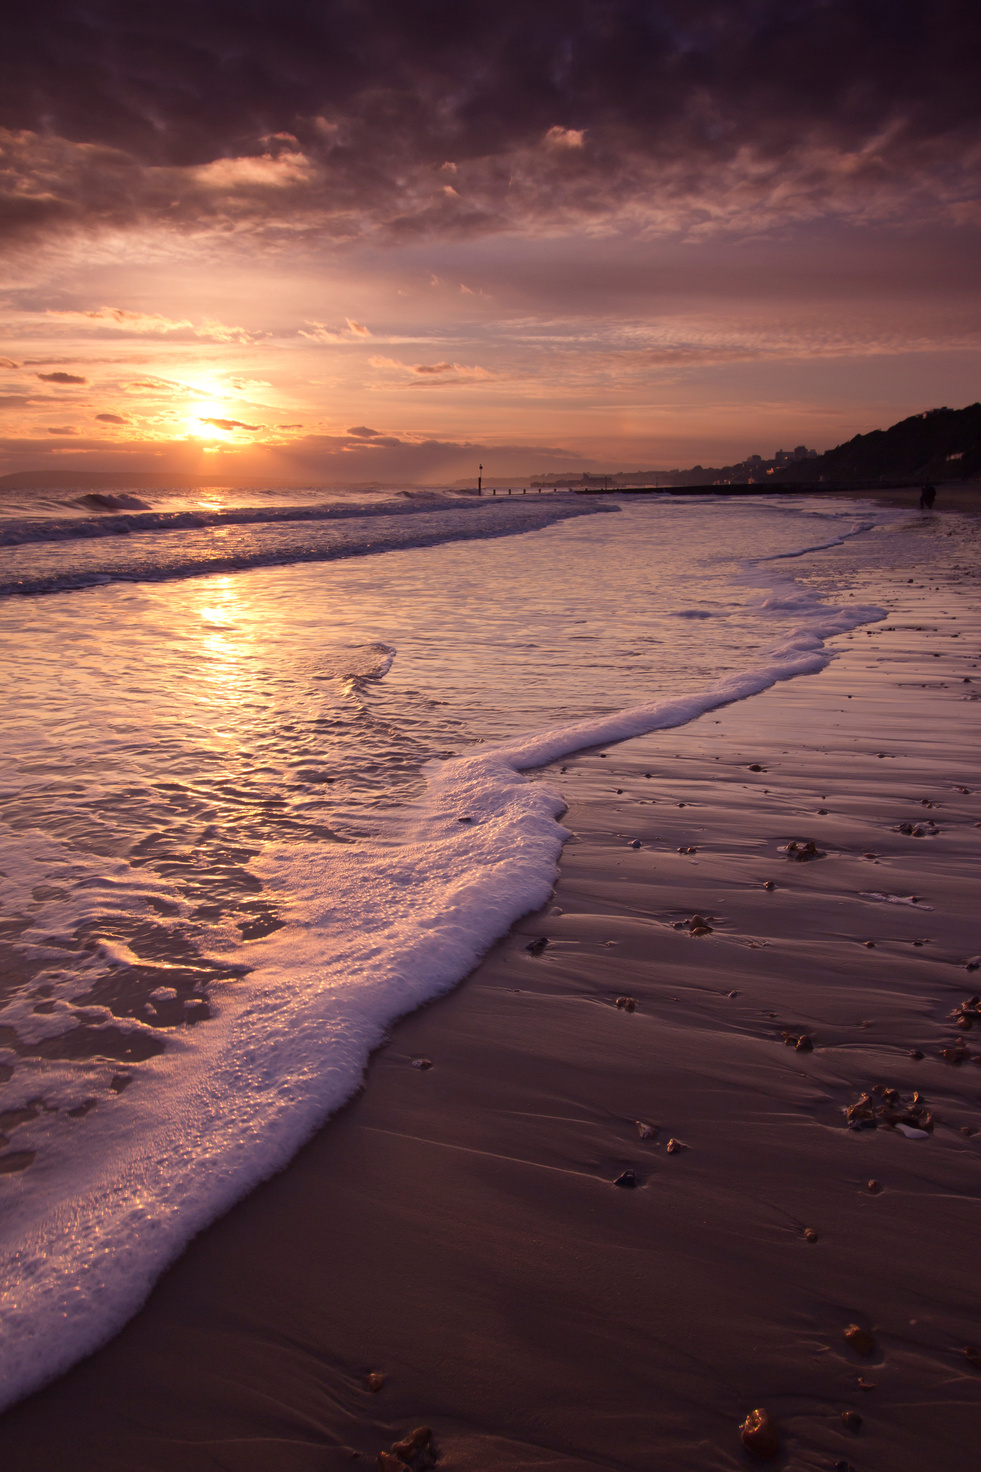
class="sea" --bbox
[0,481,936,1407]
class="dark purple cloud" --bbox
[198,417,261,431]
[95,412,127,423]
[37,370,87,383]
[1,2,978,243]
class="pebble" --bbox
[867,1180,882,1194]
[763,879,776,890]
[615,995,636,1011]
[864,940,876,948]
[388,1426,436,1471]
[666,1137,686,1154]
[366,1372,385,1392]
[804,1227,819,1243]
[857,1378,876,1391]
[841,1411,863,1433]
[739,1407,780,1460]
[614,1169,637,1188]
[909,1049,924,1059]
[844,1324,875,1356]
[636,1121,657,1139]
[628,839,641,849]
[795,1034,814,1053]
[526,936,549,955]
[748,763,766,772]
[727,990,739,998]
[964,1344,981,1370]
[410,1058,433,1070]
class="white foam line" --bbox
[752,519,874,560]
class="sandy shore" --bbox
[1,525,979,1471]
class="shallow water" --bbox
[0,490,926,1406]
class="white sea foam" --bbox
[0,563,884,1409]
[753,518,874,559]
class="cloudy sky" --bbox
[1,0,979,485]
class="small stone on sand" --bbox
[666,1137,686,1154]
[389,1426,436,1470]
[844,1324,875,1356]
[763,879,775,890]
[636,1121,657,1139]
[366,1372,385,1392]
[867,1179,882,1193]
[804,1227,818,1242]
[628,839,641,848]
[841,1411,863,1433]
[615,995,636,1011]
[614,1169,637,1188]
[411,1058,432,1070]
[739,1407,780,1460]
[526,936,549,955]
[727,990,739,998]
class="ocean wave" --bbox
[0,498,608,597]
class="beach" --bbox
[0,512,977,1470]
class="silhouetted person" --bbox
[919,484,936,509]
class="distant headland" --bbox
[533,403,981,492]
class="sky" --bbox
[1,0,979,486]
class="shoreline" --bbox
[0,533,979,1469]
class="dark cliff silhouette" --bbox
[774,403,981,485]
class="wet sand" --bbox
[814,484,981,515]
[0,545,979,1470]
